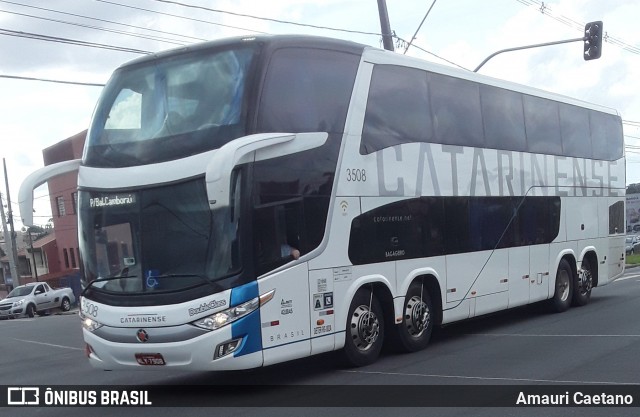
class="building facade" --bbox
[43,130,85,275]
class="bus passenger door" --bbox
[529,245,550,302]
[308,269,335,354]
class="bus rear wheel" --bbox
[572,258,593,307]
[393,281,433,352]
[550,259,573,313]
[342,288,384,367]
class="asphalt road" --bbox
[2,269,640,417]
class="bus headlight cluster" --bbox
[79,312,103,332]
[192,297,260,330]
[192,289,275,331]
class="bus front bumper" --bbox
[83,328,264,371]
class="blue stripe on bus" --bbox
[230,281,262,357]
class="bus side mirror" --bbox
[19,159,82,226]
[205,132,328,209]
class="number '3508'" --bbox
[346,168,366,182]
[82,299,99,317]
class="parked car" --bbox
[626,235,640,255]
[0,282,75,319]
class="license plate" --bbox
[135,353,166,366]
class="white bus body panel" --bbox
[258,263,311,367]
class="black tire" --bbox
[572,258,593,307]
[392,281,434,352]
[550,259,573,313]
[60,297,71,312]
[26,303,36,318]
[342,288,384,367]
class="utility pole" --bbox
[376,0,394,52]
[0,191,19,288]
[3,158,20,287]
[27,228,39,282]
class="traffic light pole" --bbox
[474,21,603,72]
[473,36,585,72]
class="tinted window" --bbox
[591,112,624,161]
[361,65,432,154]
[359,66,621,161]
[348,196,561,264]
[252,133,342,275]
[429,73,484,148]
[560,103,592,159]
[523,95,562,155]
[609,200,624,235]
[481,85,527,152]
[258,47,359,134]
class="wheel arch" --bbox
[551,249,578,289]
[401,274,443,327]
[397,268,444,326]
[336,275,394,340]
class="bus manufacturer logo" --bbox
[136,329,149,343]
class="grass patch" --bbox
[627,254,640,265]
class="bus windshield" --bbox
[78,177,242,295]
[84,45,257,167]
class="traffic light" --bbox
[584,21,603,61]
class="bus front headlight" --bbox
[191,289,275,331]
[79,312,103,332]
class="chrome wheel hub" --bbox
[350,305,380,351]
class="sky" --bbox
[0,0,639,229]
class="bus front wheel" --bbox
[550,259,573,313]
[342,288,384,367]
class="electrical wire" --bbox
[0,0,208,43]
[0,74,104,86]
[94,0,270,35]
[0,8,188,46]
[144,0,381,36]
[403,0,438,54]
[0,27,151,54]
[515,0,640,55]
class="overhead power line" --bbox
[403,0,438,54]
[0,74,105,86]
[0,27,151,54]
[0,0,207,43]
[0,8,188,46]
[97,0,466,70]
[95,0,269,35]
[145,0,381,36]
[515,0,640,56]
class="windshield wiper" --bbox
[81,275,138,297]
[81,273,218,297]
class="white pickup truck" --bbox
[0,282,75,318]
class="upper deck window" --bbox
[85,45,257,167]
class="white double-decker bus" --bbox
[20,35,625,370]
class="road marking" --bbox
[342,369,633,385]
[11,338,83,351]
[615,274,640,282]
